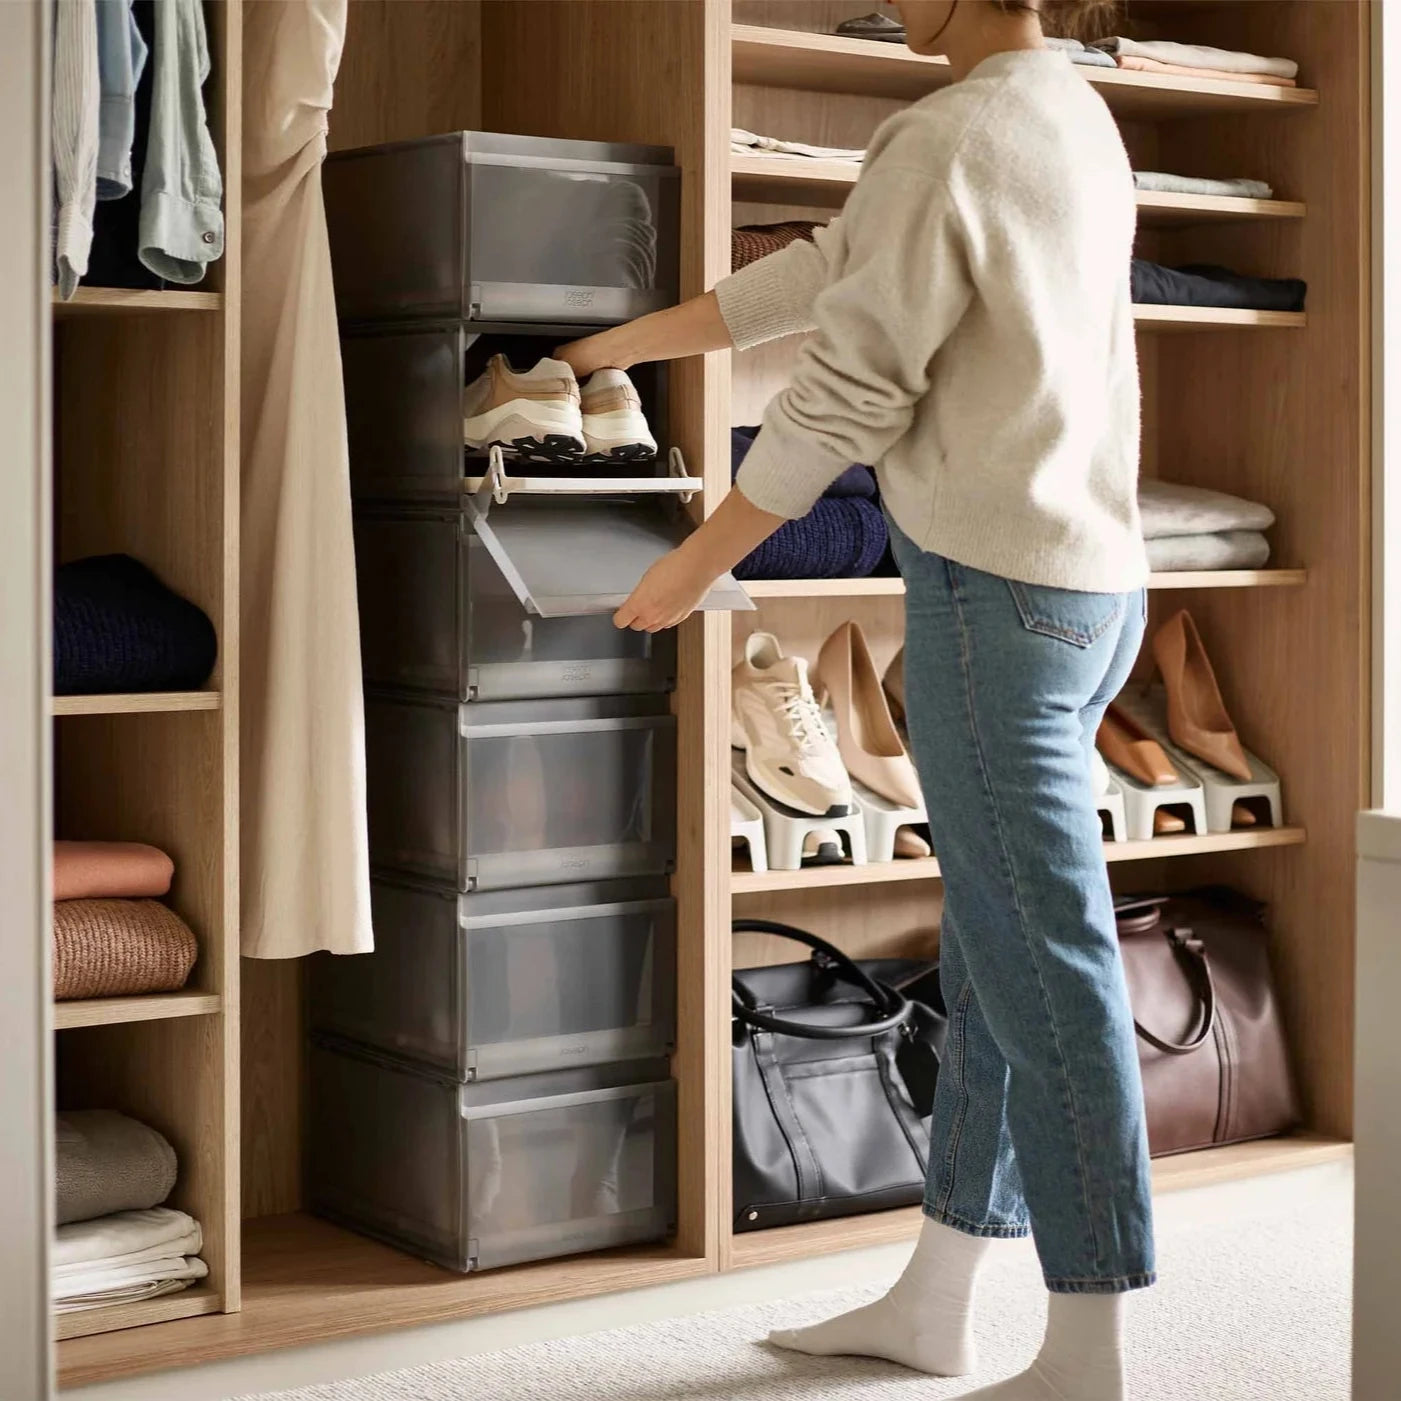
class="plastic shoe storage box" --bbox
[365,692,677,890]
[325,131,680,326]
[307,1039,677,1273]
[354,507,676,701]
[308,876,677,1080]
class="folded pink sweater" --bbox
[54,841,174,901]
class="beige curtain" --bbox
[241,0,371,957]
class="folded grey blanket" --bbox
[1147,531,1271,573]
[55,1111,177,1226]
[1139,479,1275,539]
[1134,171,1274,201]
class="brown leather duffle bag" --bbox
[1116,888,1300,1157]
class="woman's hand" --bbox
[613,545,718,633]
[556,329,629,379]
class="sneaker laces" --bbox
[776,681,828,755]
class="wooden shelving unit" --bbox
[51,691,221,717]
[51,288,223,317]
[54,992,223,1032]
[740,570,1307,599]
[57,0,1368,1387]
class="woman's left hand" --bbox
[614,546,717,632]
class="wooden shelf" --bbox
[741,571,1306,600]
[731,826,1307,895]
[1133,305,1307,331]
[55,1285,221,1343]
[726,1135,1351,1269]
[51,288,223,318]
[51,691,221,716]
[54,991,222,1031]
[733,154,1306,228]
[731,25,1319,118]
[56,1215,710,1386]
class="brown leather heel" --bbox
[1097,702,1180,787]
[1153,610,1252,782]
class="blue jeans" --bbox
[889,522,1156,1295]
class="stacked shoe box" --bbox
[308,132,684,1273]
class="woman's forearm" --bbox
[557,291,733,376]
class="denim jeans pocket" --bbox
[1006,580,1124,649]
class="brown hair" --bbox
[996,0,1120,42]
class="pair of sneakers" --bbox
[463,354,658,465]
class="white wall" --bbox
[0,4,54,1399]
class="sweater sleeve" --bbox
[735,167,974,520]
[712,221,841,350]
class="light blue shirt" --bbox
[95,0,147,201]
[140,0,223,283]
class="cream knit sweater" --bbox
[715,49,1147,593]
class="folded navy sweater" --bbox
[54,555,218,695]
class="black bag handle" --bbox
[1134,927,1217,1056]
[732,919,913,1041]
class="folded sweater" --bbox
[1134,171,1273,201]
[55,1111,178,1225]
[1138,480,1275,539]
[1113,54,1296,88]
[1094,36,1298,80]
[53,898,198,1000]
[1146,531,1271,573]
[54,840,174,901]
[1131,260,1306,313]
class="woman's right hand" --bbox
[555,330,629,378]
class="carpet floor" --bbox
[236,1172,1351,1401]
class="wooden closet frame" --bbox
[55,0,1368,1386]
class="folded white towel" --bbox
[731,127,865,163]
[1094,36,1297,80]
[53,1253,207,1303]
[1139,479,1275,540]
[53,1206,200,1272]
[55,1273,203,1314]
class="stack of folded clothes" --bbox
[52,840,197,1000]
[731,127,864,164]
[1134,171,1274,200]
[732,221,821,273]
[731,426,888,580]
[54,1111,207,1313]
[1139,480,1275,573]
[1132,259,1306,313]
[54,554,218,695]
[1092,36,1299,87]
[1044,36,1116,68]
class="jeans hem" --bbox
[1044,1271,1157,1295]
[923,1204,1031,1240]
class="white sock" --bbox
[768,1218,990,1376]
[957,1291,1128,1400]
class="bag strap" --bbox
[1133,927,1217,1055]
[732,918,912,1041]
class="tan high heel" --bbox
[815,622,923,810]
[884,648,906,724]
[1097,703,1180,787]
[1153,609,1252,782]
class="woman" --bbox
[560,2,1149,1397]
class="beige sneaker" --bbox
[463,354,586,463]
[732,632,852,816]
[579,368,658,463]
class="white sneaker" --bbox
[732,632,853,816]
[462,354,587,463]
[578,368,658,463]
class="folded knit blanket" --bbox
[54,554,218,695]
[54,840,174,901]
[732,222,820,273]
[1139,480,1275,539]
[53,898,198,1000]
[735,497,889,580]
[1147,532,1271,573]
[1131,260,1306,313]
[731,427,876,499]
[56,1111,178,1225]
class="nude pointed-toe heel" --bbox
[1153,609,1252,782]
[1153,809,1187,835]
[816,622,923,810]
[883,648,906,724]
[1097,703,1180,788]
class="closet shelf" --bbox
[731,826,1307,895]
[731,25,1319,117]
[51,288,223,317]
[732,155,1306,228]
[51,691,222,716]
[54,991,222,1031]
[740,571,1307,600]
[1133,306,1307,331]
[55,1285,221,1343]
[726,1134,1351,1269]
